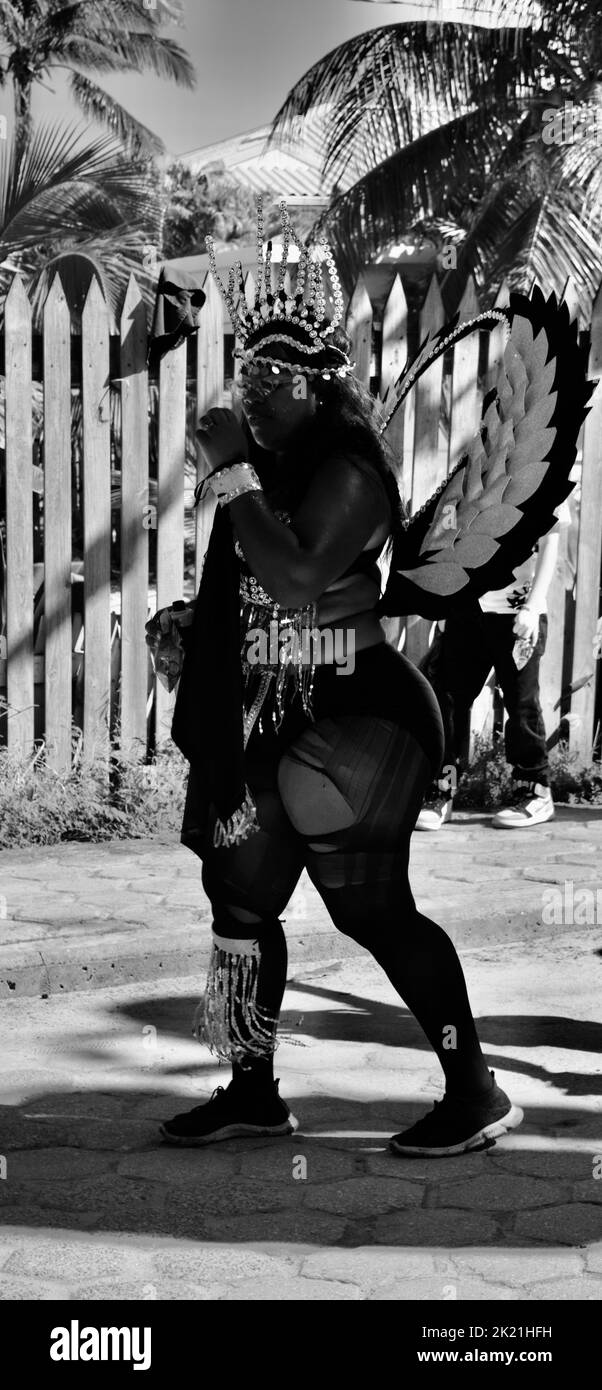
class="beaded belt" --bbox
[239,579,317,741]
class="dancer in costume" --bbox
[154,199,590,1157]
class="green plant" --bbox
[454,733,602,808]
[0,730,188,848]
[453,734,513,809]
[161,163,276,260]
[547,738,602,805]
[2,727,601,851]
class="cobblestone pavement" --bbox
[1,894,601,1297]
[2,807,602,996]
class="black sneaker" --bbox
[159,1079,298,1147]
[390,1071,523,1157]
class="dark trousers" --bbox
[420,605,549,788]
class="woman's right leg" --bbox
[160,747,306,1144]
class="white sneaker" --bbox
[492,781,554,829]
[416,796,453,831]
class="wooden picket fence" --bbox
[0,264,601,771]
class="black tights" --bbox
[201,714,491,1098]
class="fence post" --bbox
[195,274,223,590]
[448,274,480,473]
[345,274,372,389]
[462,278,513,747]
[450,276,491,752]
[120,274,149,760]
[381,273,408,397]
[43,273,72,771]
[381,274,409,494]
[5,275,34,755]
[538,277,580,737]
[405,274,445,666]
[155,338,186,747]
[484,277,511,395]
[570,284,602,757]
[411,274,446,512]
[81,276,112,763]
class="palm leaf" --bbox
[27,229,159,327]
[311,105,524,284]
[0,120,161,323]
[270,21,549,184]
[67,72,165,155]
[440,96,602,318]
[0,120,160,253]
[62,27,195,87]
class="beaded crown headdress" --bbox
[205,197,353,380]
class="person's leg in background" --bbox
[417,604,495,830]
[484,613,554,828]
[160,743,306,1144]
[277,714,523,1155]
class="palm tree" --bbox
[0,119,162,324]
[269,0,602,317]
[0,0,195,155]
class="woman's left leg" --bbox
[277,715,523,1155]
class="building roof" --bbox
[176,106,355,204]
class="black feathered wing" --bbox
[379,286,594,621]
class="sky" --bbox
[0,0,510,159]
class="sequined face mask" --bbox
[237,368,297,403]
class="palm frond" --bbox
[513,147,602,314]
[26,228,159,327]
[46,1,186,36]
[312,105,524,284]
[440,95,602,318]
[0,121,160,256]
[67,71,165,154]
[509,0,602,34]
[270,21,557,181]
[60,29,195,87]
[42,0,158,52]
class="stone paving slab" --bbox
[0,919,601,1300]
[2,808,602,998]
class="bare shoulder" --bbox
[303,451,391,520]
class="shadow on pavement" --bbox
[0,1087,601,1246]
[104,987,602,1096]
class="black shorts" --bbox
[248,640,444,779]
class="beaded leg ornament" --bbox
[193,932,278,1062]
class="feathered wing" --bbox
[379,287,594,620]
